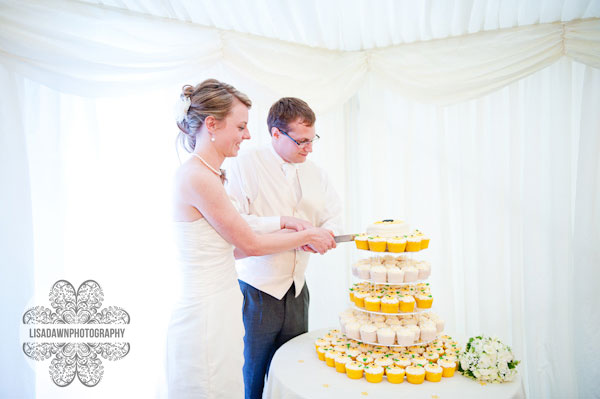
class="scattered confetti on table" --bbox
[361,392,368,396]
[297,360,304,363]
[322,384,329,388]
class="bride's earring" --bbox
[209,132,216,142]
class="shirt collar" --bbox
[269,144,299,171]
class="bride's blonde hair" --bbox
[177,79,252,152]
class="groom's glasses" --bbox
[277,128,320,148]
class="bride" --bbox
[166,79,336,398]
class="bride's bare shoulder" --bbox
[175,160,218,190]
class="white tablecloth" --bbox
[264,328,525,399]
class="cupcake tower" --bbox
[342,220,439,347]
[312,219,458,384]
[314,329,461,384]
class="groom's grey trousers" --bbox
[238,279,309,399]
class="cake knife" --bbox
[334,234,357,243]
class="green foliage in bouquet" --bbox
[458,335,520,383]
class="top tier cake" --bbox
[366,219,411,238]
[356,219,429,253]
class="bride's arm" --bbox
[233,229,298,259]
[182,168,335,256]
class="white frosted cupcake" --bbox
[339,316,354,334]
[376,327,396,346]
[356,354,374,365]
[334,344,348,353]
[425,363,443,382]
[386,365,406,383]
[405,235,422,252]
[359,324,378,343]
[369,313,386,323]
[374,356,393,369]
[364,294,381,312]
[356,311,370,321]
[424,350,439,363]
[432,315,445,333]
[353,290,368,308]
[357,264,372,280]
[345,321,361,340]
[416,261,431,279]
[396,327,414,346]
[351,261,361,277]
[334,353,352,373]
[387,236,407,253]
[358,343,374,353]
[368,236,387,252]
[364,363,385,383]
[403,266,419,282]
[387,267,405,283]
[419,323,437,342]
[346,348,361,359]
[381,294,400,313]
[370,265,388,282]
[438,358,456,377]
[345,361,365,379]
[373,321,388,329]
[316,345,331,361]
[393,356,412,368]
[407,325,421,342]
[399,295,416,313]
[409,345,426,355]
[325,350,340,367]
[441,354,458,370]
[405,365,426,384]
[412,356,428,368]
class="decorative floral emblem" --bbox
[22,280,130,387]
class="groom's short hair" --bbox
[267,97,316,135]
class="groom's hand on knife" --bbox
[280,216,316,252]
[280,216,314,232]
[280,216,335,254]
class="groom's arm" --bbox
[227,157,313,234]
[226,158,281,234]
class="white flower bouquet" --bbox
[458,335,519,383]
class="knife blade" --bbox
[334,234,357,243]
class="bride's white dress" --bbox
[167,218,244,399]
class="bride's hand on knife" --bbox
[303,228,336,254]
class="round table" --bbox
[264,328,525,399]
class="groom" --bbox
[226,97,343,399]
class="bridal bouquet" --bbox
[458,335,519,383]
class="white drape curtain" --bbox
[1,0,600,108]
[346,60,600,398]
[1,0,599,398]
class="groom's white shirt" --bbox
[226,145,343,299]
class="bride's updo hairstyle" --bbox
[177,79,252,152]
